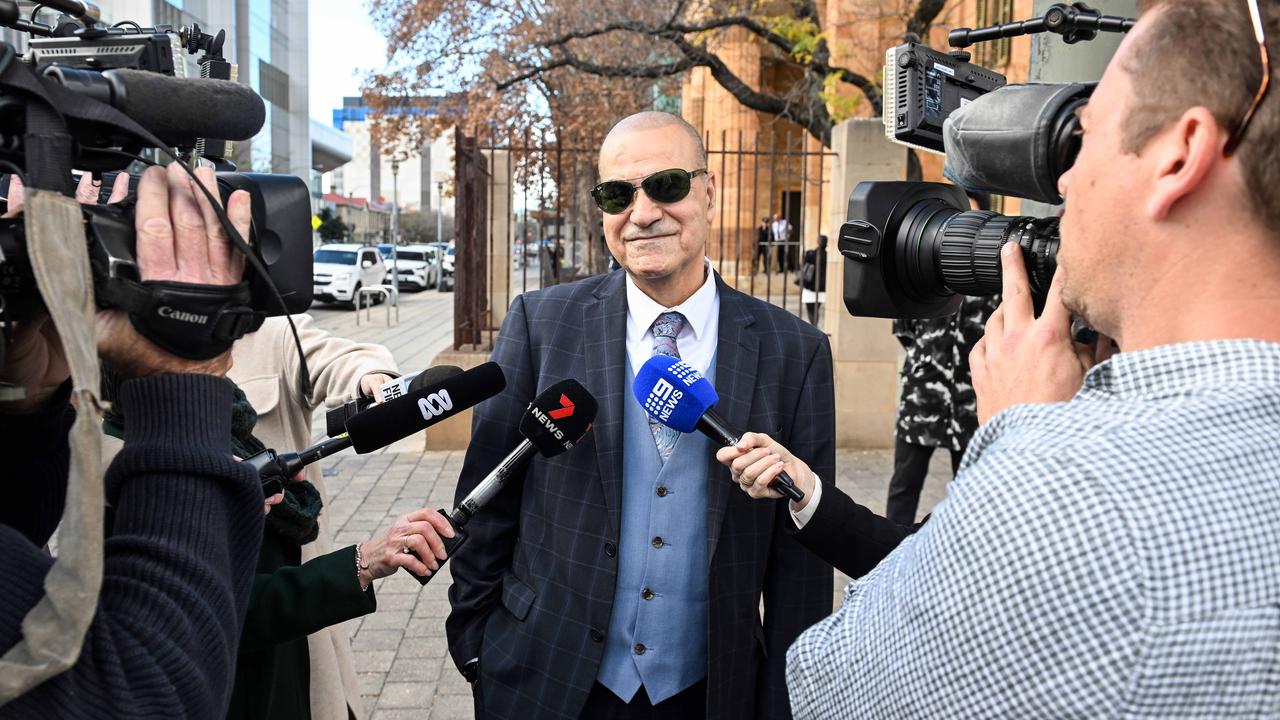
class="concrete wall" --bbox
[825,119,908,449]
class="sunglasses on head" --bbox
[591,168,707,215]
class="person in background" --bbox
[754,215,771,274]
[800,234,828,326]
[227,314,411,720]
[770,212,792,273]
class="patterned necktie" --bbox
[649,311,686,463]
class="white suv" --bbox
[382,244,440,291]
[313,244,386,306]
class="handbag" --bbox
[797,260,816,289]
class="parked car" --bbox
[427,241,455,291]
[313,243,386,307]
[382,244,440,291]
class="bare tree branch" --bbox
[907,0,948,42]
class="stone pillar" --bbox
[486,149,513,329]
[824,119,907,448]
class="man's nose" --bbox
[628,188,663,227]
[1057,168,1071,199]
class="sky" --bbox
[308,0,389,126]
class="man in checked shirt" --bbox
[720,0,1280,716]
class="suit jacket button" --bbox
[651,536,664,549]
[589,629,604,643]
[605,542,617,558]
[656,486,669,497]
[633,643,646,655]
[642,588,655,600]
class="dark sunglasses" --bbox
[591,168,707,214]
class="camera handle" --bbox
[949,2,1136,49]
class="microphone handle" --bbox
[407,438,537,586]
[696,412,805,503]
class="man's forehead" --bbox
[598,126,698,178]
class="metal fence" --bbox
[451,126,837,351]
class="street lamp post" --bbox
[436,179,445,293]
[390,156,400,300]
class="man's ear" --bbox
[1146,106,1224,221]
[704,170,717,218]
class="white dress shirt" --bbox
[625,260,720,377]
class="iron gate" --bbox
[452,126,836,350]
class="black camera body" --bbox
[0,8,312,360]
[841,2,1133,320]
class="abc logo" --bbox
[417,390,454,421]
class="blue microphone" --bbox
[633,355,804,502]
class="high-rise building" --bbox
[329,96,453,216]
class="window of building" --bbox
[974,0,1014,68]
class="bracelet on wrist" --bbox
[355,543,371,591]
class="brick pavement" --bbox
[306,288,953,719]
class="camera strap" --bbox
[97,277,262,360]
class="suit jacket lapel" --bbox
[708,275,759,565]
[584,271,629,538]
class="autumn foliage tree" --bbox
[362,0,948,149]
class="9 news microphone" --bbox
[407,378,598,585]
[633,354,805,502]
[249,362,506,496]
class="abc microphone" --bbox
[249,362,506,496]
[632,354,805,502]
[324,365,463,438]
[407,378,598,585]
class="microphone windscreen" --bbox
[518,379,598,457]
[409,364,463,393]
[108,69,266,145]
[632,355,718,433]
[346,362,506,453]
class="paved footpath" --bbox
[307,289,953,719]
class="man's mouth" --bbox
[627,233,675,242]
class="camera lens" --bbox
[898,205,1060,300]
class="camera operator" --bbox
[739,1,1280,715]
[0,163,263,717]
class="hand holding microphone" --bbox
[405,378,599,585]
[715,433,817,511]
[633,354,805,502]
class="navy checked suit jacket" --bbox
[446,270,835,719]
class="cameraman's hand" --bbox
[96,163,251,379]
[0,316,69,414]
[74,172,130,205]
[970,243,1094,424]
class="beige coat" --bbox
[230,314,398,720]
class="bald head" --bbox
[599,112,707,173]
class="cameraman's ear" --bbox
[1145,106,1220,221]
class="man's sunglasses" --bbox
[591,168,707,215]
[1225,0,1270,155]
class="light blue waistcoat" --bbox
[596,360,713,704]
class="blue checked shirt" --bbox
[788,340,1280,718]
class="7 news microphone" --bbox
[406,378,599,585]
[247,362,505,496]
[633,354,805,502]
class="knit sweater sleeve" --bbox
[0,374,265,720]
